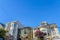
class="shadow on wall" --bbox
[18,38,21,40]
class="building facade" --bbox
[4,21,60,40]
[5,21,24,40]
[20,27,33,40]
[33,22,59,40]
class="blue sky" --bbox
[0,0,60,32]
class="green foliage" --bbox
[0,29,6,38]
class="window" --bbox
[48,33,50,36]
[24,29,29,34]
[40,28,47,33]
[13,23,17,34]
[14,23,16,27]
[17,29,21,38]
[52,28,54,31]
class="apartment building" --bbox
[20,27,33,40]
[5,21,24,40]
[33,21,59,40]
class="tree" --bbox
[0,29,6,38]
[34,30,46,40]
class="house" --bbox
[20,27,33,40]
[33,21,59,40]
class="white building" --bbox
[5,21,24,40]
[33,22,59,40]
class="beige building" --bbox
[20,27,33,40]
[33,22,59,40]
